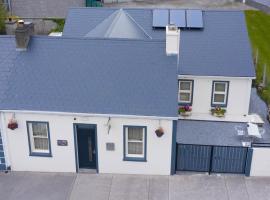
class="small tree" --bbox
[0,3,7,34]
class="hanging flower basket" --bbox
[155,127,164,137]
[211,106,226,117]
[8,118,18,130]
[178,105,192,117]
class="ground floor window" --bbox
[27,121,52,157]
[123,126,147,162]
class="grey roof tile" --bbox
[0,36,178,117]
[63,8,255,77]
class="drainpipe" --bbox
[0,112,11,170]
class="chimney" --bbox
[15,20,34,51]
[166,25,180,56]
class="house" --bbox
[0,8,268,176]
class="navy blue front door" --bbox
[76,125,96,169]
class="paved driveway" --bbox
[1,172,270,200]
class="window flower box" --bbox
[211,106,226,117]
[178,105,192,117]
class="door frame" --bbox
[73,123,98,173]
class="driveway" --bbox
[1,172,270,200]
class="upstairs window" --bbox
[27,122,52,157]
[211,81,229,107]
[123,126,147,162]
[178,80,193,105]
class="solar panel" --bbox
[186,10,203,28]
[169,9,186,28]
[152,9,169,28]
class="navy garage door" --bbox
[176,144,248,174]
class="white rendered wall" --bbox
[2,112,173,175]
[250,147,270,176]
[179,76,253,120]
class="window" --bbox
[123,126,147,162]
[178,80,193,105]
[211,81,229,107]
[27,122,52,157]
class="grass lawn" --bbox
[245,10,270,105]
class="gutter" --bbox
[0,110,178,121]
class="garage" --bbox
[176,120,252,174]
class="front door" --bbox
[76,124,97,169]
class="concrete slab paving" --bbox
[109,174,148,200]
[149,176,169,200]
[70,174,112,200]
[223,174,249,200]
[2,172,270,200]
[0,172,75,200]
[245,177,270,200]
[170,173,228,200]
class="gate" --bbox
[176,144,211,172]
[176,144,248,174]
[211,146,247,173]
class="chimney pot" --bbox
[15,21,34,51]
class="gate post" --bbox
[170,120,177,175]
[245,148,253,176]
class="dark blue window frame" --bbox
[178,79,194,106]
[211,81,230,108]
[26,121,52,157]
[123,125,147,162]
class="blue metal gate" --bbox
[211,146,247,173]
[176,144,211,172]
[176,144,248,174]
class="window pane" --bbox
[180,92,191,102]
[34,138,49,150]
[214,94,225,103]
[32,123,48,137]
[180,82,191,90]
[128,142,143,154]
[215,83,226,92]
[128,127,143,141]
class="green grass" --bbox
[0,3,7,34]
[50,19,65,32]
[245,10,270,105]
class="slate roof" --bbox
[63,8,255,77]
[85,9,151,39]
[0,36,178,117]
[177,120,246,146]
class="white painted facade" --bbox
[250,147,270,176]
[179,75,253,122]
[0,111,174,175]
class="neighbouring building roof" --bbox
[64,8,255,78]
[85,9,151,39]
[0,36,178,117]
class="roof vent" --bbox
[15,20,34,51]
[166,25,180,56]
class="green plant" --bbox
[211,106,226,116]
[178,105,192,114]
[245,10,270,105]
[0,3,7,34]
[44,18,65,33]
